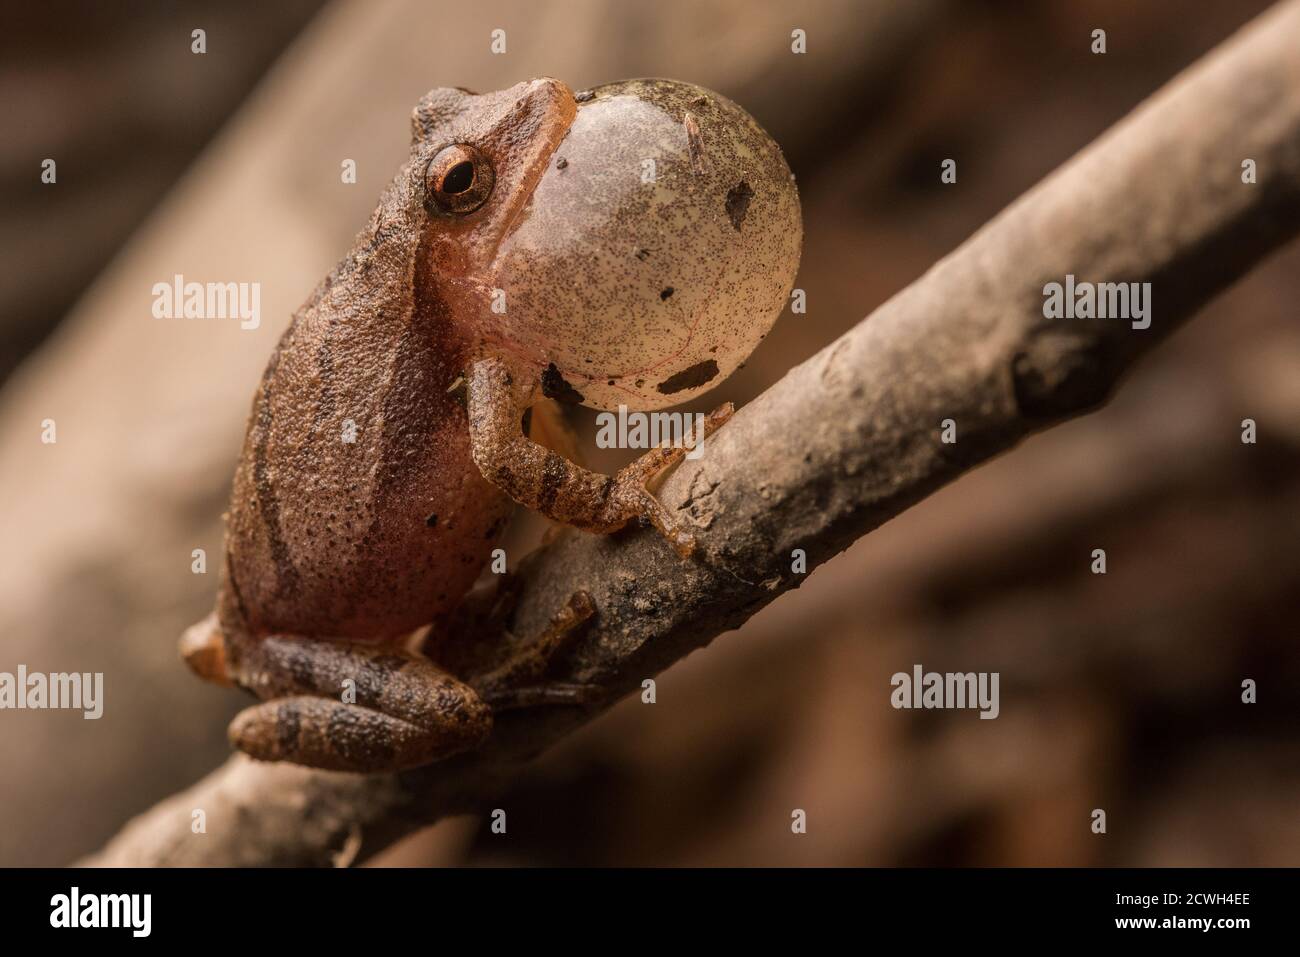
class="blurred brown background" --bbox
[0,0,1295,867]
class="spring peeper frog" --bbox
[181,77,802,772]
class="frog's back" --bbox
[222,253,511,642]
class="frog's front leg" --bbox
[467,355,733,558]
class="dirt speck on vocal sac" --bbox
[725,181,754,230]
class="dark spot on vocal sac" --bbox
[425,512,438,527]
[541,362,585,404]
[660,287,674,300]
[657,359,719,395]
[725,181,754,230]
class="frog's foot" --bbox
[225,634,492,773]
[469,590,603,711]
[606,401,733,557]
[468,354,733,558]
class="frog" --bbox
[179,77,802,773]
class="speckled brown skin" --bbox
[181,77,802,773]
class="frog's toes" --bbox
[611,401,734,558]
[229,694,491,773]
[179,613,232,686]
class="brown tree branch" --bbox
[85,0,1300,867]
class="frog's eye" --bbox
[424,144,494,214]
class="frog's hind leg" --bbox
[224,634,492,773]
[467,590,601,710]
[431,582,602,711]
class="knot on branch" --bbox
[1011,327,1124,420]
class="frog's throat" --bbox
[487,98,576,266]
[480,131,569,294]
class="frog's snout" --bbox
[471,77,577,266]
[521,76,574,109]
